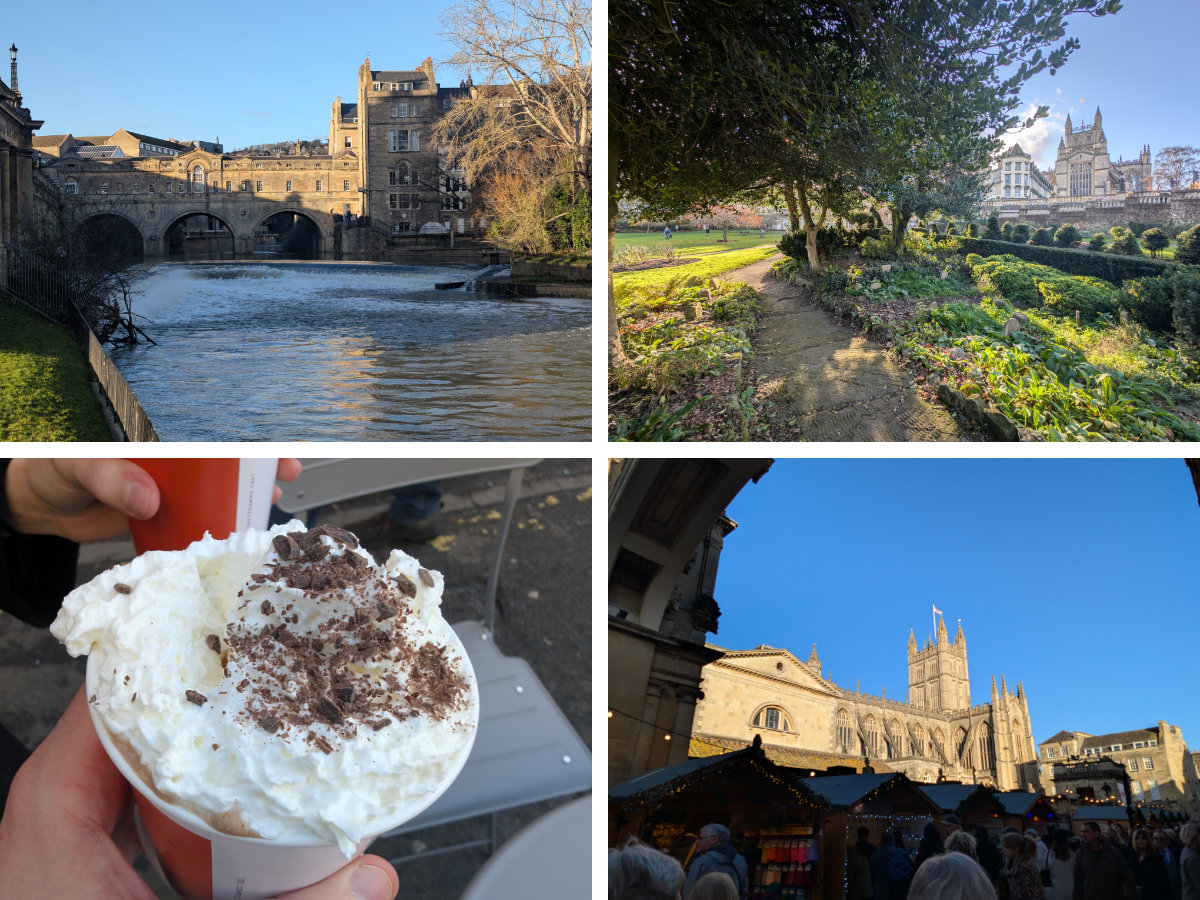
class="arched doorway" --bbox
[74,214,144,268]
[164,212,234,259]
[256,211,321,259]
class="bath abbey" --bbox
[690,614,1039,791]
[1052,107,1152,197]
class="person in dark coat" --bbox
[915,822,945,872]
[855,826,878,860]
[683,824,749,900]
[1156,829,1184,900]
[871,830,913,900]
[975,825,1005,884]
[1133,828,1171,900]
[1074,821,1137,900]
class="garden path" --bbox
[736,255,968,441]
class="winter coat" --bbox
[684,843,749,900]
[1073,841,1137,900]
[1134,850,1172,900]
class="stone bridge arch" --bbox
[75,211,146,266]
[158,208,238,259]
[253,207,330,259]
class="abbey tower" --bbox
[908,615,970,711]
[1053,107,1152,197]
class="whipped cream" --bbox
[51,522,478,856]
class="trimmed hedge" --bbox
[955,237,1177,284]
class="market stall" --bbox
[610,741,826,899]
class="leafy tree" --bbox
[1176,224,1200,265]
[1032,228,1053,246]
[1087,232,1107,251]
[1109,226,1144,256]
[1141,227,1169,258]
[984,212,1003,239]
[1152,146,1200,191]
[1128,221,1150,237]
[1054,223,1080,247]
[967,222,979,237]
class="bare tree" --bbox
[1153,146,1200,192]
[435,0,591,250]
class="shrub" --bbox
[1054,224,1080,248]
[1088,232,1107,252]
[956,237,1174,283]
[967,222,979,238]
[1122,275,1176,333]
[1141,228,1169,258]
[966,255,1042,306]
[1128,221,1151,237]
[1036,274,1119,321]
[1002,222,1014,241]
[984,213,1002,240]
[1032,228,1053,246]
[817,264,850,295]
[1109,227,1144,256]
[946,223,957,236]
[778,227,850,265]
[860,236,894,259]
[1013,223,1032,243]
[1176,224,1200,266]
[1172,268,1200,347]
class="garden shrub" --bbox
[1128,221,1151,237]
[1088,233,1107,251]
[966,255,1042,306]
[860,236,894,259]
[778,227,850,265]
[1032,228,1053,246]
[1036,275,1119,321]
[1002,222,1014,241]
[956,237,1173,284]
[1122,275,1176,333]
[1172,268,1200,347]
[1054,224,1080,248]
[984,213,1002,240]
[1176,225,1200,266]
[1141,228,1169,258]
[1109,227,1144,256]
[967,222,979,238]
[1013,223,1032,243]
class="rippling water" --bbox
[109,263,591,441]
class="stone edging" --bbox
[771,267,1030,442]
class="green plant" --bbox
[818,265,851,295]
[1031,228,1053,246]
[614,244,654,266]
[612,396,709,441]
[860,236,894,259]
[984,213,1002,240]
[1088,233,1107,252]
[1177,224,1200,266]
[1013,223,1031,243]
[1054,224,1080,248]
[1128,221,1151,237]
[1002,222,1014,242]
[956,237,1173,283]
[1122,275,1175,333]
[1172,268,1200,347]
[1109,227,1144,257]
[1036,275,1119,321]
[967,222,979,238]
[1141,228,1169,258]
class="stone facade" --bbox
[1037,723,1200,818]
[979,189,1200,231]
[988,143,1053,201]
[1053,108,1151,198]
[0,46,43,260]
[691,614,1039,791]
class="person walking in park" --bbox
[683,824,748,900]
[664,225,672,239]
[1074,821,1136,900]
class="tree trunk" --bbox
[783,184,801,233]
[722,224,728,242]
[889,204,913,253]
[795,182,827,270]
[608,150,628,367]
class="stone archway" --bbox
[255,209,325,259]
[75,213,145,268]
[161,210,236,260]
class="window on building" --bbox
[1060,745,1069,756]
[753,707,789,731]
[64,180,78,194]
[1133,781,1143,799]
[316,180,323,192]
[148,182,154,193]
[240,181,248,192]
[1004,187,1011,197]
[889,719,903,758]
[979,723,995,770]
[286,180,293,191]
[1111,744,1122,752]
[934,728,946,757]
[1047,748,1055,759]
[1144,758,1154,770]
[1005,162,1011,170]
[255,181,263,192]
[132,183,139,194]
[1129,758,1138,772]
[388,130,419,152]
[389,193,398,210]
[837,709,853,752]
[101,183,109,194]
[392,222,411,233]
[345,137,353,148]
[912,724,925,757]
[192,166,206,193]
[343,180,350,191]
[1133,742,1144,749]
[1005,174,1011,185]
[864,716,879,757]
[1149,780,1160,800]
[1149,740,1158,747]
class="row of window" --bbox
[1131,780,1161,801]
[387,130,421,152]
[389,104,424,118]
[63,179,354,194]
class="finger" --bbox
[31,687,133,836]
[268,856,398,900]
[273,459,302,504]
[72,459,161,521]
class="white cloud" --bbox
[1001,102,1064,169]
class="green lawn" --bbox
[613,246,779,292]
[615,230,782,255]
[0,293,112,441]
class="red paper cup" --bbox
[125,459,277,552]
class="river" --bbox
[108,262,591,441]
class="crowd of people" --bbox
[609,816,1200,900]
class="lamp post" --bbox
[9,44,18,99]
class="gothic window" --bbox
[912,724,925,757]
[1012,719,1026,758]
[192,166,206,193]
[953,727,966,762]
[979,722,995,770]
[1070,162,1092,196]
[934,728,946,757]
[863,716,879,758]
[837,709,852,752]
[889,719,903,758]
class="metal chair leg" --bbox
[484,468,523,636]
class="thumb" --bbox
[268,856,398,900]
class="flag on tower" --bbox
[932,604,943,615]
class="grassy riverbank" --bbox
[0,293,111,441]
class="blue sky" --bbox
[4,0,471,149]
[1001,0,1199,169]
[712,459,1200,748]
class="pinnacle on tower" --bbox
[991,674,998,698]
[908,628,917,655]
[807,642,821,673]
[955,618,965,647]
[936,614,948,645]
[1001,674,1008,694]
[1065,112,1073,136]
